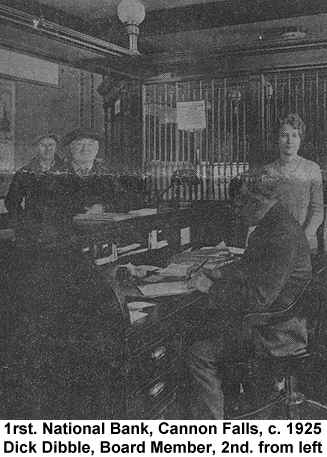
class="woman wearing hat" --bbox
[5,134,63,222]
[58,128,119,217]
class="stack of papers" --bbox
[119,248,149,258]
[127,301,157,322]
[127,301,158,310]
[128,208,158,217]
[228,246,245,255]
[74,212,133,223]
[117,264,159,278]
[158,263,193,278]
[117,243,141,254]
[129,310,148,324]
[142,262,194,283]
[137,281,194,297]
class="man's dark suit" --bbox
[188,202,312,419]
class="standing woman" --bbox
[265,113,324,251]
[5,134,62,222]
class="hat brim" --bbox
[33,134,59,145]
[63,129,102,146]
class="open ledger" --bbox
[137,281,194,297]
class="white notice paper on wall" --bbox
[180,226,191,245]
[177,100,206,131]
[114,99,121,115]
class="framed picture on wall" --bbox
[0,78,15,200]
[0,78,15,174]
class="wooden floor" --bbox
[228,397,327,420]
[224,355,327,420]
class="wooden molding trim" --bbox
[142,0,327,35]
[0,4,135,59]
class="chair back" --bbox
[306,265,327,348]
[242,265,327,349]
[242,279,311,333]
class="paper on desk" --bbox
[142,274,167,283]
[119,247,149,258]
[217,240,227,249]
[228,246,245,255]
[153,240,169,249]
[112,214,134,221]
[74,212,133,222]
[146,261,209,281]
[136,265,160,271]
[200,241,227,251]
[198,250,230,258]
[130,310,148,324]
[199,242,230,257]
[117,243,141,254]
[128,301,158,310]
[158,263,193,278]
[128,208,158,217]
[116,263,159,278]
[137,281,195,297]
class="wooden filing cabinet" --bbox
[121,293,204,419]
[125,324,180,419]
[79,205,228,418]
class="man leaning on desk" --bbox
[187,170,312,419]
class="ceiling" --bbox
[142,13,327,55]
[37,0,225,19]
[2,0,327,76]
[29,0,327,53]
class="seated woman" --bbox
[57,128,119,218]
[265,113,324,251]
[5,134,62,222]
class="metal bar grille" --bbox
[263,67,327,165]
[143,67,327,201]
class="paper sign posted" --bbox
[1,420,326,456]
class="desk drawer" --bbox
[153,394,180,419]
[126,368,178,419]
[126,325,175,357]
[126,338,178,393]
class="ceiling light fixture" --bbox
[117,0,145,54]
[31,0,44,29]
[257,27,307,42]
[280,27,306,40]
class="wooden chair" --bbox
[225,266,327,419]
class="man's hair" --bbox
[229,170,283,200]
[279,113,306,141]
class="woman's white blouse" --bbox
[265,157,324,249]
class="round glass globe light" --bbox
[117,0,145,26]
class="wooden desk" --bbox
[101,268,205,419]
[2,203,229,419]
[73,202,230,253]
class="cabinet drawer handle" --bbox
[151,346,167,361]
[149,381,165,398]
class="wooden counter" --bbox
[72,202,231,265]
[1,201,230,419]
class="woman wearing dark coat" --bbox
[5,134,63,222]
[57,128,128,218]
